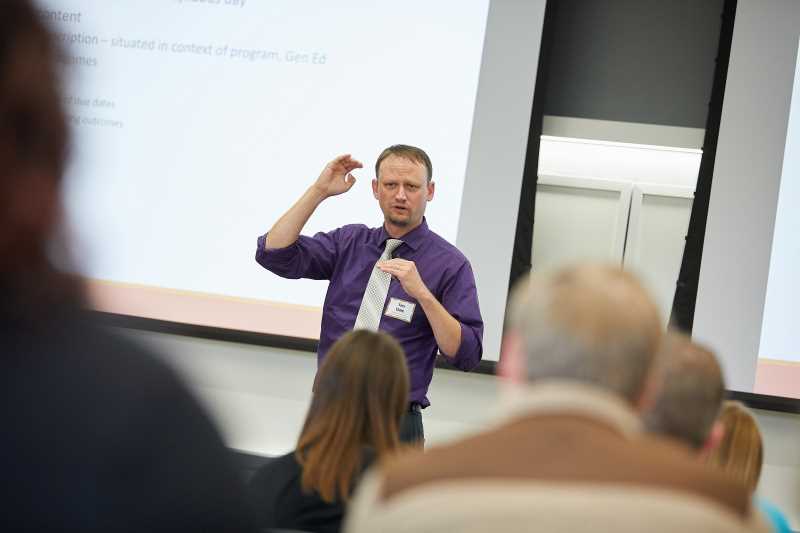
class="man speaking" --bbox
[255,145,483,443]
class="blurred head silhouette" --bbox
[643,331,726,454]
[0,0,68,278]
[500,264,663,411]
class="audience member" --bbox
[710,401,764,490]
[345,265,767,533]
[248,330,409,533]
[709,402,792,533]
[1,2,254,531]
[642,335,790,533]
[643,331,725,454]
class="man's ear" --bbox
[634,364,662,415]
[498,331,526,383]
[699,421,725,459]
[372,178,379,199]
[426,180,435,201]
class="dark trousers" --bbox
[398,405,424,446]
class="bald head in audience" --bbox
[500,264,663,408]
[644,332,726,453]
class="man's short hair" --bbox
[644,332,725,449]
[506,264,663,404]
[375,144,433,182]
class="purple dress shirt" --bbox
[255,218,483,407]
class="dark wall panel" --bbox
[543,0,724,128]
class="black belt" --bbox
[409,403,422,413]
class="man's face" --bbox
[372,154,434,233]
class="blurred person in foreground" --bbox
[643,332,726,456]
[345,265,768,533]
[1,2,253,531]
[644,335,791,533]
[248,330,409,533]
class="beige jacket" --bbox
[345,382,770,533]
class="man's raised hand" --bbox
[313,154,363,198]
[263,154,363,250]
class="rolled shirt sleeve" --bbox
[440,260,483,370]
[255,229,339,281]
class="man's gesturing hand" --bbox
[379,258,464,357]
[377,259,430,300]
[313,154,363,198]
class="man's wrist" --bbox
[307,185,328,204]
[416,287,436,306]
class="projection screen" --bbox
[39,0,546,363]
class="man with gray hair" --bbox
[345,265,766,533]
[643,332,726,453]
[500,264,662,403]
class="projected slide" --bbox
[39,0,489,337]
[756,38,800,397]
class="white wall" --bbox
[457,0,546,363]
[754,408,800,530]
[693,0,800,393]
[542,116,704,149]
[124,328,800,530]
[538,135,702,187]
[125,329,499,456]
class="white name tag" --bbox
[384,297,416,323]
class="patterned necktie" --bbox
[353,238,404,331]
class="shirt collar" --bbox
[496,380,644,438]
[376,217,430,252]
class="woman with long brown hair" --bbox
[248,329,410,533]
